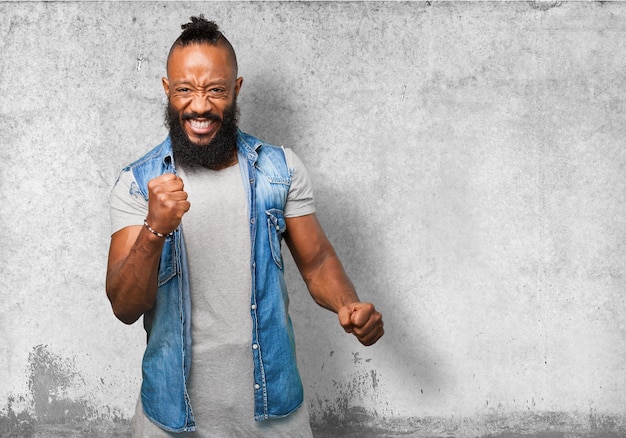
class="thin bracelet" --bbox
[143,219,172,238]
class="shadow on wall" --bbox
[238,66,447,429]
[237,66,308,151]
[311,183,445,424]
[0,345,129,437]
[238,69,444,432]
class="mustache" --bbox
[181,111,222,122]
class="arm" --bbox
[284,213,384,346]
[105,173,190,324]
[106,225,165,324]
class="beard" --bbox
[166,99,240,170]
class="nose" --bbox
[188,91,213,116]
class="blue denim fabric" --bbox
[122,130,304,432]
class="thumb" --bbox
[349,304,372,328]
[337,303,358,333]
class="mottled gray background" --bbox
[1,1,625,437]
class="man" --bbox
[106,16,384,437]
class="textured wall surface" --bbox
[1,1,625,437]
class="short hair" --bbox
[167,15,238,74]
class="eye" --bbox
[176,87,190,93]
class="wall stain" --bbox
[312,410,626,437]
[0,395,35,437]
[28,344,88,423]
[135,54,144,72]
[1,345,130,437]
[310,364,626,437]
[370,369,378,390]
[311,367,384,429]
[528,1,562,11]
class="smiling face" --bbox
[162,42,243,146]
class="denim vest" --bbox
[124,130,304,432]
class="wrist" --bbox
[143,219,173,238]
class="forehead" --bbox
[166,43,236,82]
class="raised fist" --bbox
[145,173,190,235]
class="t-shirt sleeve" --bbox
[109,169,148,235]
[283,148,316,218]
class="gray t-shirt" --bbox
[109,148,315,437]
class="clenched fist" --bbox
[145,173,190,235]
[338,302,384,346]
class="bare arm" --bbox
[106,225,164,324]
[105,173,190,324]
[284,213,384,346]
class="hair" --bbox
[167,15,238,74]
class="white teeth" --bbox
[190,119,211,129]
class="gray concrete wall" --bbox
[1,1,625,437]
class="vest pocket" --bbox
[158,235,177,285]
[266,209,286,269]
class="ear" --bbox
[234,77,243,97]
[162,77,170,97]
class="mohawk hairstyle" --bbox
[178,15,223,45]
[168,15,238,73]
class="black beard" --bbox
[166,100,239,170]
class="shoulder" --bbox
[283,148,305,171]
[238,130,290,175]
[238,131,285,157]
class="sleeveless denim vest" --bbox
[123,130,304,432]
